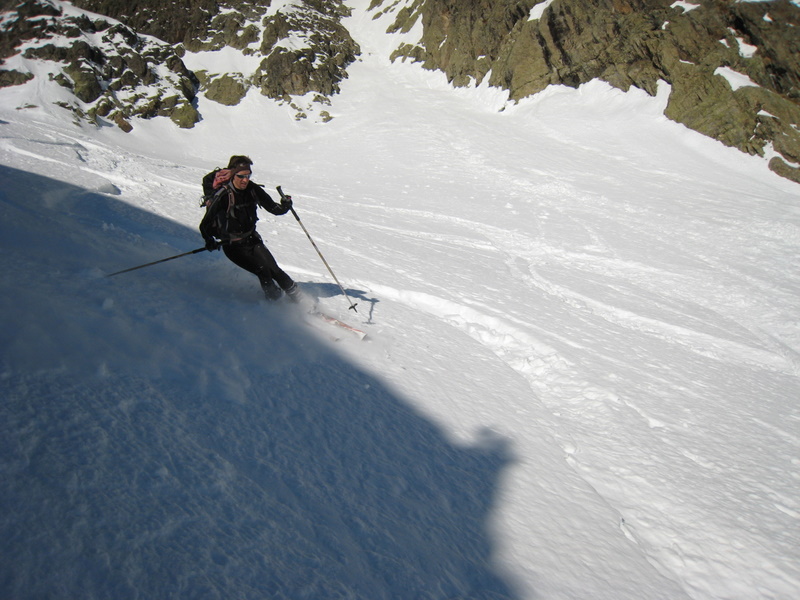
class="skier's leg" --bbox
[250,243,297,292]
[223,242,282,301]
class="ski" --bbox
[308,310,367,340]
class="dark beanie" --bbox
[227,155,253,172]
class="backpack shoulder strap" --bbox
[202,184,229,208]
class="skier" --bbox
[200,155,302,302]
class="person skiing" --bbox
[200,155,302,302]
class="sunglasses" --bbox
[235,173,251,179]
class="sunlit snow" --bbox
[1,2,799,600]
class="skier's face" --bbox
[233,170,251,190]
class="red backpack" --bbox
[200,168,234,206]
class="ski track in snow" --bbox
[321,189,800,597]
[348,244,800,599]
[299,95,800,596]
[342,204,792,373]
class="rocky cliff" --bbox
[1,0,798,182]
[0,0,199,130]
[70,0,359,114]
[376,0,800,182]
[0,0,358,125]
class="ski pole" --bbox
[277,186,358,312]
[105,246,208,277]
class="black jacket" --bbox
[200,182,289,242]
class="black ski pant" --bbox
[223,235,294,291]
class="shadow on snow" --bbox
[0,166,521,599]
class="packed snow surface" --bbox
[1,2,799,599]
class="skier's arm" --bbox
[199,193,224,240]
[253,184,291,215]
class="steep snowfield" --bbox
[1,2,799,599]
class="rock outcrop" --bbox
[0,0,199,129]
[0,0,358,126]
[70,0,360,118]
[377,0,800,182]
[1,0,798,182]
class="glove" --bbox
[281,195,293,209]
[205,237,220,251]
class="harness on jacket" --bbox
[204,184,259,242]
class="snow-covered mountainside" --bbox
[1,2,799,600]
[3,0,799,182]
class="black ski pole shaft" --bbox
[105,247,207,278]
[277,186,358,312]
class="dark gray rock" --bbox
[379,0,800,183]
[68,0,361,107]
[0,68,33,86]
[1,0,198,129]
[204,73,248,106]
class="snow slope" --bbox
[1,2,799,599]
